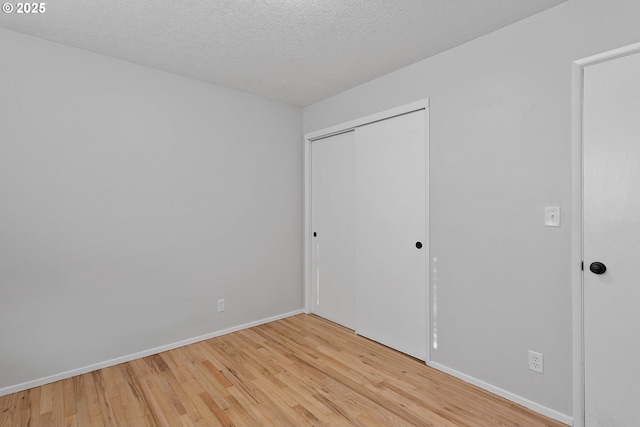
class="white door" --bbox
[583,51,640,426]
[311,131,356,329]
[355,110,427,360]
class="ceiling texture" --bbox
[0,0,566,106]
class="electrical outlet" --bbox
[528,350,543,374]
[217,299,225,312]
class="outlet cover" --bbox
[217,299,225,312]
[528,350,543,374]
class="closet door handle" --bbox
[415,241,423,249]
[589,261,606,275]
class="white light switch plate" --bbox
[545,206,560,227]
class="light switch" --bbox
[545,206,560,227]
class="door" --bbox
[311,131,356,329]
[583,51,640,426]
[355,110,427,360]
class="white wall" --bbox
[304,0,640,419]
[0,28,302,391]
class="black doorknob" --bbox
[415,241,423,249]
[589,262,607,275]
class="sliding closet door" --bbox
[355,110,427,360]
[311,131,356,329]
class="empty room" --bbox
[1,0,640,426]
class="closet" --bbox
[306,102,428,360]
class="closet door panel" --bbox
[355,111,427,360]
[311,131,356,329]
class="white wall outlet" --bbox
[528,350,544,373]
[217,298,225,312]
[544,206,560,227]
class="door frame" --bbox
[571,41,640,427]
[303,99,431,360]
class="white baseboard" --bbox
[428,361,573,426]
[0,309,305,397]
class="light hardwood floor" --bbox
[0,314,567,427]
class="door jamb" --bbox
[303,99,430,361]
[571,42,640,427]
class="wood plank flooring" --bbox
[0,314,567,426]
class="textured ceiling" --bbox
[0,0,566,106]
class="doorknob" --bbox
[589,262,607,275]
[415,241,423,249]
